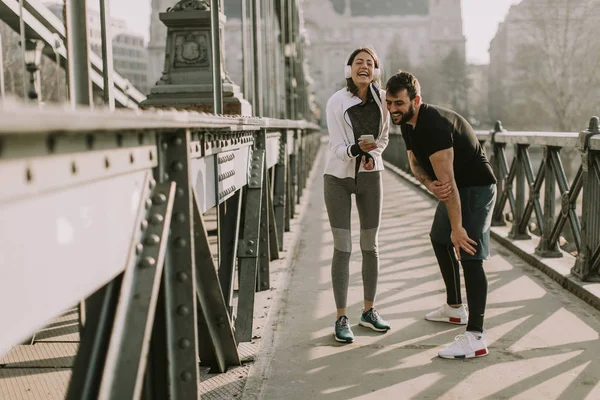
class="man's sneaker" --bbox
[438,331,489,359]
[334,316,354,343]
[359,308,391,332]
[425,304,468,325]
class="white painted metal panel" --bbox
[0,170,150,357]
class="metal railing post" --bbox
[490,121,507,226]
[210,0,223,114]
[99,0,115,110]
[252,0,263,116]
[573,117,600,280]
[65,0,92,107]
[535,146,563,257]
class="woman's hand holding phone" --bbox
[358,135,377,152]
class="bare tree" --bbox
[1,21,25,98]
[384,40,411,83]
[437,47,470,117]
[506,0,600,131]
[1,12,67,103]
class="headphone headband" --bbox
[345,51,380,80]
[345,64,381,80]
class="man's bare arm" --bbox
[430,148,477,256]
[429,148,461,229]
[408,151,432,187]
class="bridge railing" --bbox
[0,101,321,399]
[383,118,600,282]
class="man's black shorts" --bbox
[429,184,497,260]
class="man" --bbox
[385,71,497,359]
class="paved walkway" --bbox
[245,151,600,400]
[3,148,600,399]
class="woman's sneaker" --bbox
[334,315,354,343]
[425,304,468,325]
[359,308,391,332]
[438,331,489,359]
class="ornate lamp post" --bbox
[23,39,45,101]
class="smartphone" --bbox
[359,134,375,144]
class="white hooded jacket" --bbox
[324,84,390,179]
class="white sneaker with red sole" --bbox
[425,303,468,325]
[439,331,489,359]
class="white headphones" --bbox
[345,58,381,80]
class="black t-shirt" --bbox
[401,103,496,188]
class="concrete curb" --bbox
[241,143,326,400]
[383,160,600,313]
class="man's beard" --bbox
[392,103,415,125]
[401,104,415,124]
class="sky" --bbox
[55,0,521,65]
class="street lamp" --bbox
[24,39,45,101]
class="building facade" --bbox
[301,0,465,115]
[46,3,149,96]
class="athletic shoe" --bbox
[359,308,391,332]
[334,315,354,343]
[425,304,468,325]
[438,331,489,359]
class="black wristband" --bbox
[350,144,361,157]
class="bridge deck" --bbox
[2,149,600,399]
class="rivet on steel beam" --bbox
[141,220,149,230]
[140,256,156,268]
[252,181,258,186]
[177,271,189,282]
[145,234,160,246]
[179,338,191,349]
[145,198,153,209]
[177,305,189,316]
[162,140,169,150]
[174,213,186,223]
[152,193,167,205]
[177,188,185,197]
[164,172,170,180]
[151,213,165,225]
[135,244,144,255]
[248,240,255,246]
[246,249,254,255]
[172,162,184,172]
[174,237,187,248]
[172,137,183,146]
[149,179,157,190]
[262,282,267,287]
[180,372,193,382]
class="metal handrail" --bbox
[384,118,600,282]
[476,130,579,147]
[0,101,321,134]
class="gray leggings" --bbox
[324,172,382,309]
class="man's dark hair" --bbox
[386,70,421,100]
[345,47,381,96]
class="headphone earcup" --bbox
[373,67,381,80]
[344,65,352,79]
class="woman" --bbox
[324,47,390,343]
